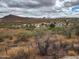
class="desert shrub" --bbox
[36,39,49,56]
[61,23,79,38]
[15,31,35,43]
[49,23,55,29]
[34,28,47,37]
[51,27,64,33]
[48,24,64,34]
[18,31,35,38]
[26,24,36,30]
[0,32,13,42]
[0,38,4,42]
[15,35,28,43]
[48,24,55,30]
[74,27,79,36]
[0,34,5,42]
[61,30,72,38]
[69,23,79,36]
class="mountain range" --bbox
[0,14,79,23]
[0,14,50,23]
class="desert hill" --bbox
[0,15,50,23]
[0,14,79,24]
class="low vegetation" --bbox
[0,18,79,59]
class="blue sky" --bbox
[72,5,79,13]
[0,0,79,18]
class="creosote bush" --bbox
[15,31,35,43]
[63,30,72,38]
[0,32,13,42]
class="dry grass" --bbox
[67,50,77,56]
[0,28,79,59]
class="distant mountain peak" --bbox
[2,14,21,19]
[0,14,28,23]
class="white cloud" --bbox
[0,0,79,18]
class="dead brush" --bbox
[6,47,29,59]
[36,36,50,56]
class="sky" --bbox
[0,0,79,18]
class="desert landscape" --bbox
[0,0,79,59]
[0,15,79,59]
